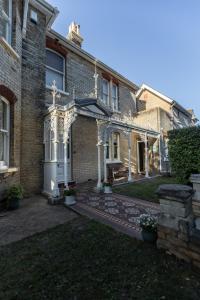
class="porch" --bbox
[43,97,161,198]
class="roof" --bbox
[136,84,191,117]
[74,98,112,117]
[30,0,59,28]
[47,30,139,92]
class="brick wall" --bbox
[20,5,47,195]
[0,0,22,200]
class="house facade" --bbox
[0,0,196,200]
[135,84,197,172]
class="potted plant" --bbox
[104,182,112,194]
[7,184,23,210]
[139,214,157,242]
[64,188,76,206]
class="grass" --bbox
[0,217,200,300]
[113,176,179,203]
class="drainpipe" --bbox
[22,0,29,38]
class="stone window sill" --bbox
[0,167,18,175]
[0,37,20,61]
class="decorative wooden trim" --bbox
[46,36,68,57]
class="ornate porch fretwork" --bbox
[96,119,110,189]
[63,108,77,189]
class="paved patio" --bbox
[0,196,77,246]
[74,181,160,239]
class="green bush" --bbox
[168,126,200,183]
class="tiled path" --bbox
[73,181,160,240]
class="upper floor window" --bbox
[101,78,119,111]
[112,83,118,111]
[46,49,65,91]
[0,96,10,169]
[2,0,12,44]
[102,79,109,106]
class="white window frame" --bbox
[112,83,119,111]
[106,132,120,162]
[101,78,109,106]
[0,96,10,169]
[2,0,12,44]
[46,48,65,92]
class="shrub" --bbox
[7,184,24,200]
[168,126,200,183]
[138,214,157,232]
[63,189,76,196]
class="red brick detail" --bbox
[46,36,68,57]
[0,85,17,104]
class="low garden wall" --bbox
[156,184,200,269]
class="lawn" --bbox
[113,176,179,203]
[0,217,200,300]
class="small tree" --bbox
[168,126,200,183]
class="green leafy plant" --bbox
[139,214,157,232]
[63,189,76,196]
[168,126,200,183]
[104,182,112,187]
[7,184,23,200]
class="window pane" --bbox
[46,50,64,73]
[0,99,7,130]
[0,132,4,161]
[106,141,109,159]
[113,133,119,159]
[46,68,63,90]
[2,0,9,15]
[112,85,117,97]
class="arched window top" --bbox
[46,48,65,91]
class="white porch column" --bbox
[159,134,162,173]
[128,131,133,182]
[97,141,102,189]
[145,132,149,178]
[54,114,58,162]
[103,143,107,182]
[64,131,69,190]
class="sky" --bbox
[48,0,200,119]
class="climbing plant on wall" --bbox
[168,126,200,183]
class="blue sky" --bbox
[48,0,200,119]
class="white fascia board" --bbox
[29,0,59,29]
[136,84,174,104]
[47,30,139,92]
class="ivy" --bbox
[168,126,200,183]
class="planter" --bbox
[104,186,112,194]
[8,198,20,210]
[64,195,76,206]
[142,229,157,242]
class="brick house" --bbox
[0,0,196,200]
[135,84,197,172]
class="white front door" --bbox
[57,132,72,183]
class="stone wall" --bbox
[0,0,22,200]
[157,184,200,269]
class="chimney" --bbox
[67,21,83,47]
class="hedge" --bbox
[168,126,200,183]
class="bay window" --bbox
[2,0,12,44]
[46,49,65,91]
[0,96,10,169]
